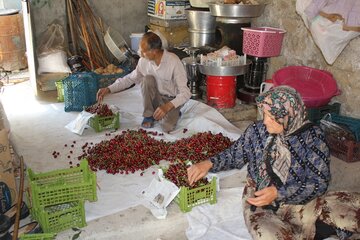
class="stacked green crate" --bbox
[27,159,97,233]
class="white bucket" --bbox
[130,33,144,52]
[104,27,128,62]
[260,82,274,94]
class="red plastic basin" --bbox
[272,66,341,108]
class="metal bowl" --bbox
[186,8,216,31]
[199,60,251,76]
[208,2,266,18]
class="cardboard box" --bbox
[148,0,190,20]
[148,23,190,47]
[37,72,69,92]
[149,16,188,28]
[0,128,17,213]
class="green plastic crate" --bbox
[36,201,86,233]
[55,80,64,102]
[88,112,120,132]
[307,102,341,124]
[19,233,56,240]
[27,159,97,211]
[175,177,217,213]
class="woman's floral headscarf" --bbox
[255,86,310,189]
[256,85,308,135]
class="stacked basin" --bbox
[186,8,216,47]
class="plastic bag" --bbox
[140,169,180,219]
[320,114,355,141]
[37,23,66,55]
[65,111,94,135]
[309,16,360,65]
[37,22,71,74]
[296,0,360,65]
[295,0,313,28]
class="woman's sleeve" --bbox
[208,123,258,173]
[277,128,331,204]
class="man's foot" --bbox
[141,116,155,129]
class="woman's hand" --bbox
[247,185,278,207]
[187,160,213,186]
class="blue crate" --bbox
[329,113,360,142]
[63,72,98,112]
[96,66,130,89]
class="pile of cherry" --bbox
[85,103,114,117]
[57,129,233,188]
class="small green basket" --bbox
[175,177,217,213]
[55,80,64,102]
[19,233,56,240]
[35,201,86,233]
[88,112,120,132]
[27,159,97,211]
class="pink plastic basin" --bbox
[272,66,341,108]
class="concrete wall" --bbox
[31,0,148,52]
[254,0,360,117]
[87,0,148,45]
[31,0,68,51]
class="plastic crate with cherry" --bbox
[320,113,360,162]
[85,104,120,132]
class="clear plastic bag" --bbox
[320,114,355,141]
[37,22,65,56]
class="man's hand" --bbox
[153,102,174,120]
[96,87,110,102]
[247,186,278,207]
[187,160,213,186]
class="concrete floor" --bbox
[2,78,360,240]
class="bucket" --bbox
[260,79,274,94]
[0,13,27,71]
[130,33,144,52]
[206,75,236,108]
[188,29,215,47]
[104,27,128,62]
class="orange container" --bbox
[0,13,27,71]
[206,75,236,108]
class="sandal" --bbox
[10,221,43,238]
[3,202,29,226]
[141,116,155,129]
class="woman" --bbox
[187,86,359,240]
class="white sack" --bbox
[309,16,360,65]
[37,50,71,74]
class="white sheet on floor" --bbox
[186,187,338,240]
[186,187,252,240]
[2,82,244,222]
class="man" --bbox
[97,32,191,132]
